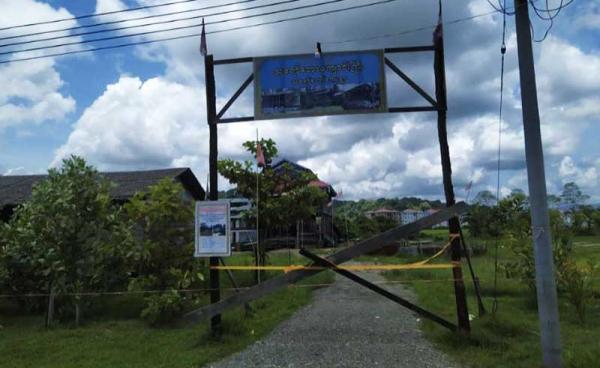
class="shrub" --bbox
[125,178,206,325]
[1,156,133,323]
[558,260,597,324]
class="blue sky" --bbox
[0,0,598,202]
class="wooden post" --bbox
[46,284,55,329]
[205,53,221,334]
[433,9,470,332]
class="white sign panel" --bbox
[194,201,231,257]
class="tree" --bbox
[561,182,589,206]
[547,194,561,208]
[218,138,328,274]
[473,190,497,206]
[124,178,204,325]
[1,156,132,325]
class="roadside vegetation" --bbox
[0,155,333,367]
[378,187,600,368]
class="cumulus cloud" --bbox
[0,0,83,130]
[50,0,599,201]
[558,156,599,189]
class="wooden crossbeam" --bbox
[180,202,468,326]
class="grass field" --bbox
[0,252,333,368]
[379,234,600,368]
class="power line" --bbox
[485,0,578,42]
[0,0,300,49]
[0,0,260,42]
[0,0,352,57]
[0,0,205,32]
[0,1,501,65]
[322,9,500,45]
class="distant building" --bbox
[0,168,204,222]
[400,208,447,228]
[228,197,257,246]
[400,209,422,224]
[364,208,401,223]
[270,159,338,247]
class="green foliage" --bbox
[465,204,501,238]
[343,215,397,240]
[219,139,327,232]
[1,156,132,318]
[124,178,204,325]
[561,182,589,206]
[558,260,597,324]
[501,205,572,293]
[218,138,328,267]
[473,190,497,206]
[139,290,186,326]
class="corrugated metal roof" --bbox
[0,168,204,207]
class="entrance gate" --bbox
[185,5,484,334]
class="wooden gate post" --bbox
[433,5,470,332]
[205,53,222,334]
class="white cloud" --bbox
[52,76,207,171]
[48,0,600,201]
[558,156,599,188]
[0,0,82,130]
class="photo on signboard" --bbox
[194,201,231,257]
[254,49,387,120]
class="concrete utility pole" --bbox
[514,1,562,366]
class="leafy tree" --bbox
[124,178,204,325]
[465,204,501,238]
[473,190,497,206]
[218,138,328,272]
[1,156,133,324]
[561,182,589,206]
[547,194,561,208]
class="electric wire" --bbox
[0,0,206,31]
[487,0,577,42]
[0,0,261,42]
[0,0,298,48]
[0,0,400,64]
[322,8,501,46]
[0,0,355,57]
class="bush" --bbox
[501,203,573,293]
[558,260,597,323]
[1,156,133,322]
[140,290,186,326]
[125,178,206,325]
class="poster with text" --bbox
[194,201,231,257]
[254,50,387,120]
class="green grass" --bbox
[572,235,600,247]
[377,234,600,368]
[0,252,333,368]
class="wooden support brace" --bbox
[299,248,457,331]
[179,202,468,326]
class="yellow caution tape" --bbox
[212,234,462,273]
[211,263,458,273]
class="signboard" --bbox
[194,201,231,257]
[254,49,387,120]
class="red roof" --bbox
[308,179,331,189]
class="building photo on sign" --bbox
[194,201,231,257]
[254,50,387,120]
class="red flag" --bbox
[256,142,266,167]
[200,18,207,56]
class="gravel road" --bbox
[208,271,461,368]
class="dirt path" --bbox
[208,271,461,368]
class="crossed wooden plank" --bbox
[181,202,468,325]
